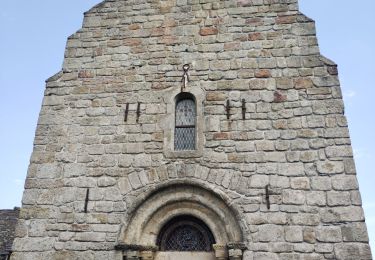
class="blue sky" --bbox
[0,0,374,255]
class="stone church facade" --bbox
[11,0,372,259]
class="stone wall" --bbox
[0,208,19,260]
[11,0,372,259]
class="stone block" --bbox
[327,191,350,206]
[257,225,284,242]
[299,151,318,162]
[98,177,116,187]
[283,190,305,205]
[292,214,320,226]
[253,252,278,260]
[128,172,142,189]
[199,27,218,36]
[285,226,303,242]
[249,175,269,188]
[291,177,310,190]
[99,155,116,167]
[306,191,326,206]
[279,163,305,176]
[322,207,365,223]
[325,146,353,158]
[317,161,344,175]
[341,223,369,242]
[311,176,332,191]
[270,175,290,188]
[35,164,62,179]
[75,232,106,242]
[133,154,152,167]
[265,152,286,162]
[13,237,54,251]
[334,243,372,260]
[331,175,359,190]
[303,228,316,243]
[316,226,342,242]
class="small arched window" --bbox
[157,215,215,252]
[175,94,196,151]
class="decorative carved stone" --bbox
[119,185,243,249]
[228,249,242,260]
[227,242,246,250]
[227,242,246,260]
[140,250,155,260]
[213,244,227,260]
[115,244,158,260]
[125,250,140,260]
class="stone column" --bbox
[227,242,246,260]
[228,249,242,260]
[140,250,155,260]
[213,244,228,260]
[125,250,140,260]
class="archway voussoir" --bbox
[118,180,249,249]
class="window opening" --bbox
[157,215,215,252]
[175,94,196,150]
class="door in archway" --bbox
[155,215,216,260]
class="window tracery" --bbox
[157,216,215,252]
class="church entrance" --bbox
[154,216,216,260]
[116,183,247,260]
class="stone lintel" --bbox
[114,243,158,252]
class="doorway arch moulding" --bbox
[115,181,248,260]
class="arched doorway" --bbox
[116,183,247,260]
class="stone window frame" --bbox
[163,85,204,158]
[174,93,197,151]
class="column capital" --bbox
[227,242,246,260]
[114,243,158,260]
[140,250,155,260]
[213,244,228,260]
[227,242,246,250]
[228,249,242,260]
[125,250,140,260]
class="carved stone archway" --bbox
[116,183,247,259]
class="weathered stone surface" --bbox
[341,223,370,242]
[317,161,344,174]
[327,191,351,206]
[283,190,305,205]
[257,225,284,242]
[10,0,371,259]
[322,207,365,223]
[285,226,303,242]
[316,226,342,242]
[334,243,372,260]
[199,27,218,36]
[0,208,20,258]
